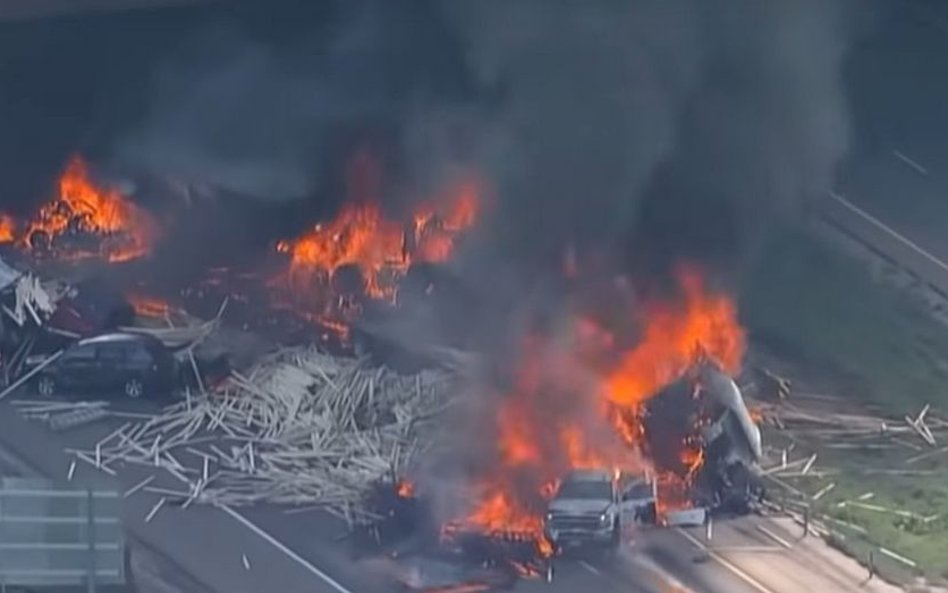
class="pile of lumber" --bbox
[73,347,457,520]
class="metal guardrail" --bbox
[0,477,125,591]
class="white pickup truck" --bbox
[543,470,623,550]
[544,469,706,553]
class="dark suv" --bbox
[33,333,178,400]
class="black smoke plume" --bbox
[115,0,854,284]
[435,0,854,281]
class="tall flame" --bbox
[272,152,481,334]
[23,155,158,262]
[453,267,745,548]
[605,266,745,409]
[278,183,480,299]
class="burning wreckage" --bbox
[0,154,767,591]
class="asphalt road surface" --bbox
[0,390,903,593]
[838,0,948,264]
[4,3,947,593]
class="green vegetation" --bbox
[818,471,948,584]
[792,440,948,584]
[740,227,948,584]
[740,226,948,413]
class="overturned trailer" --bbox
[640,361,764,518]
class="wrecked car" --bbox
[640,361,764,517]
[30,332,179,400]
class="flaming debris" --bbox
[272,175,481,334]
[125,293,179,319]
[0,214,15,244]
[2,155,159,263]
[432,268,747,554]
[604,267,745,409]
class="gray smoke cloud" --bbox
[433,0,854,276]
[110,0,859,528]
[113,3,456,200]
[116,0,854,278]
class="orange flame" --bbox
[444,486,555,558]
[0,214,15,243]
[396,480,415,498]
[126,293,175,318]
[272,154,481,335]
[23,155,158,262]
[454,267,745,547]
[604,267,745,409]
[279,184,480,299]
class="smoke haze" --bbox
[116,0,854,282]
[436,0,854,279]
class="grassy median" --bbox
[739,226,948,584]
[740,226,948,413]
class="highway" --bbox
[0,391,901,593]
[3,3,948,593]
[834,1,948,268]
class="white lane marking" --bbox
[219,505,355,593]
[892,150,929,176]
[578,559,601,575]
[755,524,793,549]
[676,528,778,593]
[827,190,948,274]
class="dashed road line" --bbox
[755,524,794,550]
[676,528,778,593]
[892,149,929,176]
[578,559,601,575]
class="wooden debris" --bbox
[801,454,818,476]
[124,476,155,498]
[758,367,791,400]
[145,497,166,523]
[57,346,457,520]
[812,483,835,501]
[905,444,948,465]
[905,413,936,447]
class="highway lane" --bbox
[0,395,396,593]
[1,390,905,593]
[0,427,217,593]
[0,389,792,593]
[536,509,906,593]
[837,0,948,264]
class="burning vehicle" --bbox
[2,155,159,264]
[541,363,763,549]
[634,361,764,521]
[0,148,765,593]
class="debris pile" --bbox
[69,347,457,519]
